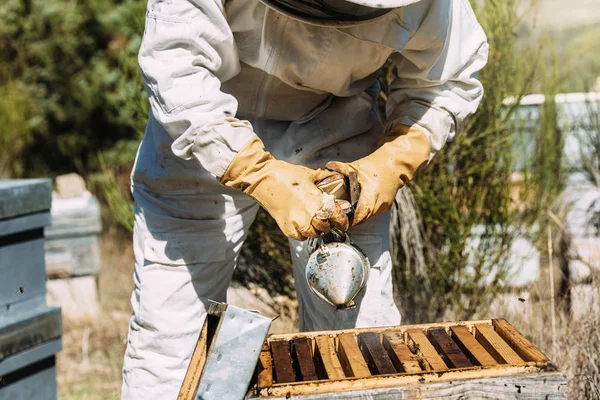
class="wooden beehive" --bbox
[0,179,62,400]
[248,319,566,399]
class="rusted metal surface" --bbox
[250,319,562,398]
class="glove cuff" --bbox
[376,124,431,183]
[219,136,273,190]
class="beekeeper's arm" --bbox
[139,0,348,239]
[328,0,488,226]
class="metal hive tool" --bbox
[178,301,272,400]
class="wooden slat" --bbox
[337,334,371,378]
[270,340,296,383]
[428,328,473,369]
[257,342,273,389]
[474,324,524,365]
[267,319,493,341]
[178,322,208,400]
[450,325,498,367]
[314,336,345,380]
[492,319,550,363]
[382,332,422,373]
[358,333,397,375]
[292,338,318,381]
[406,330,448,371]
[0,307,62,359]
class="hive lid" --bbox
[45,192,102,238]
[0,179,52,220]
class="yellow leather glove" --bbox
[327,124,430,227]
[220,137,349,240]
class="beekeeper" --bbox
[122,0,488,396]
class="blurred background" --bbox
[1,0,600,398]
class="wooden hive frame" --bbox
[249,319,566,399]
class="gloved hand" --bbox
[220,136,349,240]
[326,124,430,227]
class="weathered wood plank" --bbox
[382,332,422,373]
[474,324,524,365]
[258,369,567,398]
[270,340,296,383]
[358,333,396,375]
[337,334,371,378]
[0,179,52,220]
[406,330,448,371]
[0,357,58,400]
[0,232,47,307]
[450,325,498,367]
[428,328,473,369]
[255,321,560,398]
[177,321,208,400]
[257,342,273,389]
[293,338,318,381]
[492,319,550,364]
[0,307,62,359]
[267,320,492,342]
[313,336,345,380]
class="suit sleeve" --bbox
[138,0,256,177]
[385,0,489,159]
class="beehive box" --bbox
[248,319,566,399]
[44,191,101,278]
[0,179,62,400]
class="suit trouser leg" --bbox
[121,114,259,399]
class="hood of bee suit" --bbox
[258,0,423,26]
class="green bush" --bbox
[0,79,36,177]
[391,0,564,323]
[0,0,146,178]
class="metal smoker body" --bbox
[305,232,370,310]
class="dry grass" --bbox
[57,230,133,399]
[485,274,600,399]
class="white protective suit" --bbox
[122,0,488,397]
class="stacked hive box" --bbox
[45,189,102,318]
[0,179,62,399]
[45,192,101,278]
